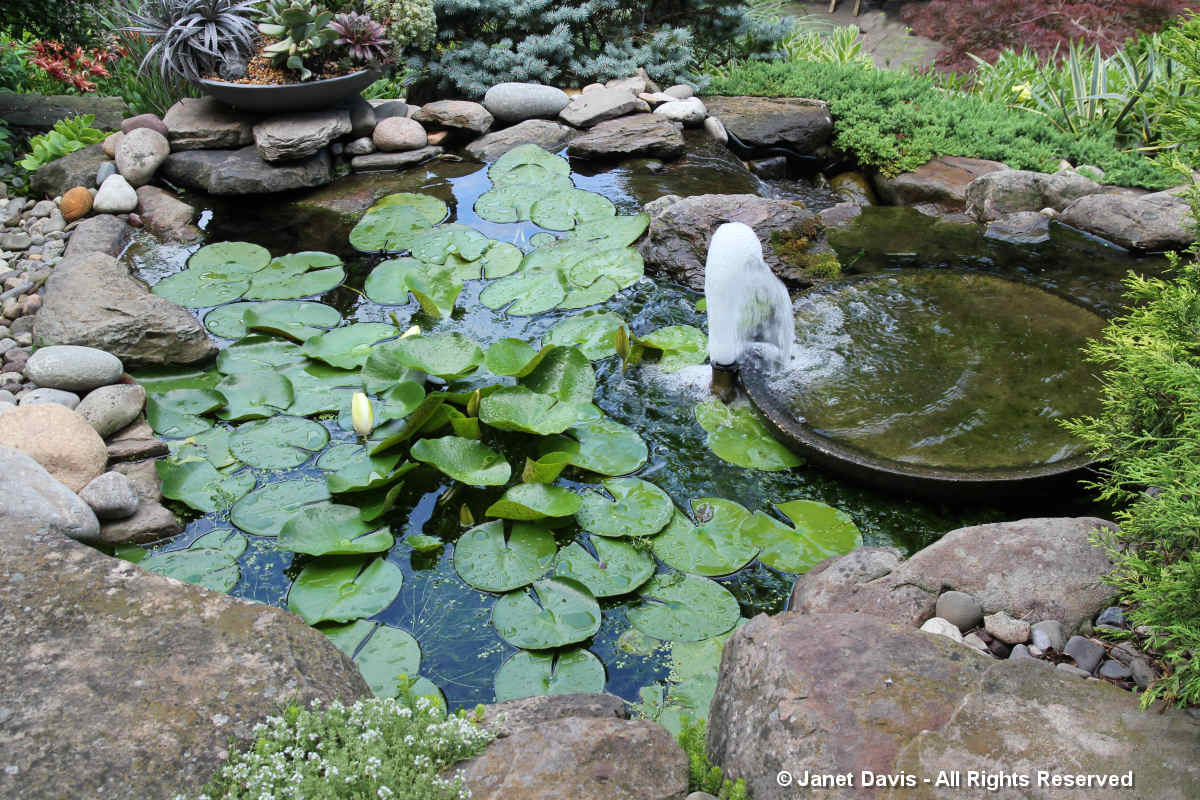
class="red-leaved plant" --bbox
[25,39,127,92]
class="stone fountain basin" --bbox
[741,269,1105,499]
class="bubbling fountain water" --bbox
[703,222,795,399]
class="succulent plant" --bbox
[258,0,339,80]
[328,12,392,64]
[121,0,260,84]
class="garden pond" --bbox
[116,143,1167,729]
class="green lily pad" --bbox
[652,502,759,577]
[544,417,648,476]
[476,182,571,224]
[632,621,744,736]
[627,572,740,642]
[245,251,346,300]
[409,223,492,264]
[640,325,707,372]
[316,442,368,472]
[741,499,862,573]
[361,343,425,395]
[492,577,602,650]
[543,311,626,361]
[567,247,644,290]
[520,451,572,484]
[349,193,448,252]
[214,371,294,421]
[327,453,415,495]
[216,336,306,374]
[481,242,523,278]
[528,233,558,248]
[695,400,803,471]
[485,483,582,521]
[146,389,224,437]
[406,533,443,552]
[287,557,404,624]
[168,427,237,469]
[139,530,248,593]
[323,620,423,699]
[301,323,399,370]
[204,300,341,341]
[480,386,596,435]
[230,479,331,537]
[554,536,655,597]
[281,362,360,417]
[453,519,556,592]
[411,436,511,486]
[489,144,571,184]
[363,258,463,317]
[520,346,595,404]
[156,458,255,513]
[566,212,650,249]
[152,266,249,307]
[530,188,616,231]
[479,267,567,316]
[278,504,395,556]
[130,366,221,394]
[381,333,484,380]
[189,241,271,272]
[494,649,605,702]
[229,415,329,469]
[369,393,447,455]
[485,339,550,377]
[559,276,621,310]
[575,477,673,538]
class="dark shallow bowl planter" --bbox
[196,69,377,114]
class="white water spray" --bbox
[704,222,795,371]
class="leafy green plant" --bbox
[678,718,748,800]
[259,0,339,81]
[17,114,107,172]
[782,24,872,67]
[192,688,493,799]
[1148,12,1200,162]
[121,0,260,84]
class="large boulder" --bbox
[965,169,1107,221]
[789,517,1116,631]
[459,694,688,800]
[115,127,170,187]
[35,251,217,367]
[466,119,574,161]
[568,114,685,161]
[638,193,835,291]
[702,96,832,153]
[1058,188,1194,251]
[708,612,1200,800]
[0,445,99,543]
[873,155,1008,216]
[161,145,333,195]
[0,403,108,492]
[163,96,257,150]
[483,82,571,123]
[29,142,110,198]
[253,109,352,163]
[0,502,370,800]
[63,213,131,257]
[559,87,649,128]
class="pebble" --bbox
[935,590,983,632]
[1096,606,1127,629]
[1063,635,1106,673]
[1130,657,1155,688]
[343,136,376,156]
[961,633,988,652]
[919,616,963,643]
[1056,662,1093,679]
[19,387,81,409]
[1098,659,1133,680]
[96,161,118,185]
[1030,619,1066,651]
[0,338,13,356]
[24,345,125,393]
[93,174,138,214]
[372,116,428,152]
[1009,643,1035,660]
[31,200,55,218]
[984,611,1030,645]
[78,471,141,520]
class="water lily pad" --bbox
[316,443,367,472]
[152,266,249,307]
[157,458,255,513]
[492,577,601,650]
[489,144,571,184]
[349,193,448,252]
[139,530,248,593]
[485,483,581,521]
[741,500,862,573]
[480,386,596,435]
[528,233,558,248]
[361,343,425,395]
[566,212,650,249]
[281,362,359,417]
[544,417,648,476]
[409,223,492,264]
[278,504,394,556]
[543,311,626,361]
[229,415,329,469]
[214,371,293,421]
[494,649,605,702]
[567,247,644,290]
[453,520,556,592]
[406,533,443,552]
[479,267,566,316]
[640,325,707,372]
[246,251,346,300]
[530,188,616,231]
[476,182,572,224]
[485,339,549,377]
[559,276,621,310]
[381,333,484,380]
[216,336,306,374]
[695,400,802,471]
[327,453,415,495]
[520,346,595,404]
[287,557,404,624]
[169,427,237,469]
[146,389,223,437]
[412,436,511,486]
[323,620,423,698]
[575,477,673,538]
[627,572,740,642]
[652,502,759,577]
[481,242,523,278]
[189,241,271,272]
[301,323,399,370]
[230,479,331,537]
[633,621,745,736]
[363,258,463,317]
[555,536,655,597]
[370,393,447,455]
[204,301,341,341]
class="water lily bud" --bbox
[615,325,631,366]
[459,503,474,527]
[466,388,481,418]
[351,392,374,437]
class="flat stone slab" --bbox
[161,145,332,195]
[253,109,352,163]
[568,114,686,160]
[702,96,832,152]
[163,96,257,151]
[350,145,443,171]
[0,90,126,131]
[559,87,648,128]
[466,119,574,161]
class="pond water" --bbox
[122,144,1163,716]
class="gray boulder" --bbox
[966,169,1107,221]
[466,119,574,161]
[63,214,131,258]
[984,210,1051,244]
[568,114,685,160]
[120,113,169,137]
[29,142,110,198]
[75,383,146,439]
[873,155,1008,215]
[789,517,1116,631]
[163,96,257,150]
[25,344,124,392]
[1058,189,1193,251]
[483,82,571,123]
[653,97,707,127]
[0,445,99,543]
[135,186,200,241]
[702,96,832,152]
[559,87,648,128]
[79,470,141,520]
[253,109,352,163]
[0,501,370,800]
[35,251,217,367]
[412,100,494,134]
[115,127,170,187]
[161,145,332,195]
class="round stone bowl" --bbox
[196,69,377,114]
[739,270,1105,500]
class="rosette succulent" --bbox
[329,12,393,64]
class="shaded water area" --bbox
[124,147,1166,711]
